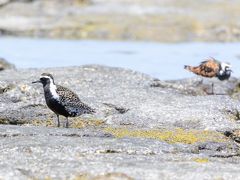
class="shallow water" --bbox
[0,37,240,80]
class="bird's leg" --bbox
[198,78,203,86]
[211,82,214,95]
[56,114,60,127]
[65,117,69,128]
[203,80,214,95]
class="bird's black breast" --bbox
[43,86,70,117]
[217,71,231,81]
[46,97,70,117]
[43,84,95,117]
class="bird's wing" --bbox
[56,85,95,115]
[199,59,220,77]
[56,85,81,103]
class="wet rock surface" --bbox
[0,65,240,179]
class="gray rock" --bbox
[0,65,240,179]
[0,0,240,42]
[0,65,239,131]
[0,58,15,71]
[0,125,237,180]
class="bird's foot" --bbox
[203,88,215,95]
[206,92,215,95]
[65,118,69,128]
[65,123,69,128]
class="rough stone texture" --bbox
[0,0,240,41]
[0,65,240,179]
[0,65,240,131]
[0,125,239,180]
[0,57,15,71]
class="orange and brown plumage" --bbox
[184,58,232,94]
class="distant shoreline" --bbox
[0,0,240,42]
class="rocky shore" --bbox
[0,63,240,179]
[0,0,240,42]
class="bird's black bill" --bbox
[32,80,41,84]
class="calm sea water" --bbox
[0,37,240,80]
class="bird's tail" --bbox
[88,107,96,114]
[85,106,96,114]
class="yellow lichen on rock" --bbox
[104,127,227,144]
[73,173,133,180]
[71,118,105,129]
[193,158,209,163]
[32,119,55,127]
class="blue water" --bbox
[0,37,240,80]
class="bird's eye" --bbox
[40,78,47,81]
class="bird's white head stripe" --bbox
[40,75,59,99]
[40,75,52,79]
[221,62,231,69]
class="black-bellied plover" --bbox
[184,58,232,94]
[32,73,95,128]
